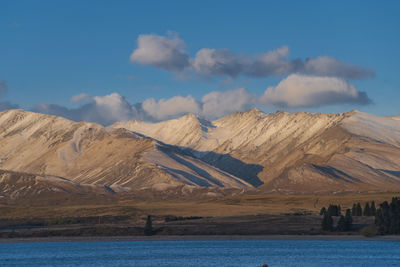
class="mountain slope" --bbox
[0,169,117,205]
[1,108,400,197]
[0,110,253,200]
[113,109,400,193]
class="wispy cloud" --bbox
[130,33,374,80]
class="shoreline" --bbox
[1,235,400,243]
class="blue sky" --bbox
[1,0,399,124]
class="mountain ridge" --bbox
[1,108,400,203]
[113,109,400,193]
[0,109,255,204]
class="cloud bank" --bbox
[130,33,374,80]
[260,74,371,107]
[142,95,201,120]
[33,74,371,125]
[34,93,139,126]
[201,88,255,118]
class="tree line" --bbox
[321,199,400,235]
[351,201,376,216]
[375,197,400,235]
[320,204,353,231]
[320,201,377,232]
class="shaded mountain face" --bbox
[113,109,400,193]
[1,108,400,203]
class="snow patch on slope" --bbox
[113,108,347,154]
[341,111,400,148]
[389,116,400,121]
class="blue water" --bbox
[0,240,399,266]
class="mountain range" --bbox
[1,108,400,203]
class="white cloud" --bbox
[129,33,374,80]
[34,93,138,125]
[130,33,189,71]
[91,93,137,123]
[192,48,247,77]
[247,46,300,77]
[259,74,371,107]
[32,76,372,125]
[34,90,255,124]
[142,95,201,120]
[141,88,255,120]
[302,56,374,79]
[201,88,255,118]
[71,93,92,103]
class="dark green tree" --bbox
[144,215,153,236]
[389,198,400,234]
[375,198,400,235]
[389,217,398,234]
[344,209,353,231]
[364,203,371,216]
[320,207,326,215]
[337,216,346,231]
[371,201,376,216]
[375,201,390,234]
[327,204,340,216]
[351,203,357,216]
[356,203,362,216]
[322,213,333,231]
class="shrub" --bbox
[360,226,377,237]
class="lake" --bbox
[0,239,399,266]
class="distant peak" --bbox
[237,108,266,117]
[179,113,214,128]
[246,108,263,114]
[348,109,360,113]
[344,110,361,117]
[274,110,288,115]
[182,113,198,119]
[176,113,201,123]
